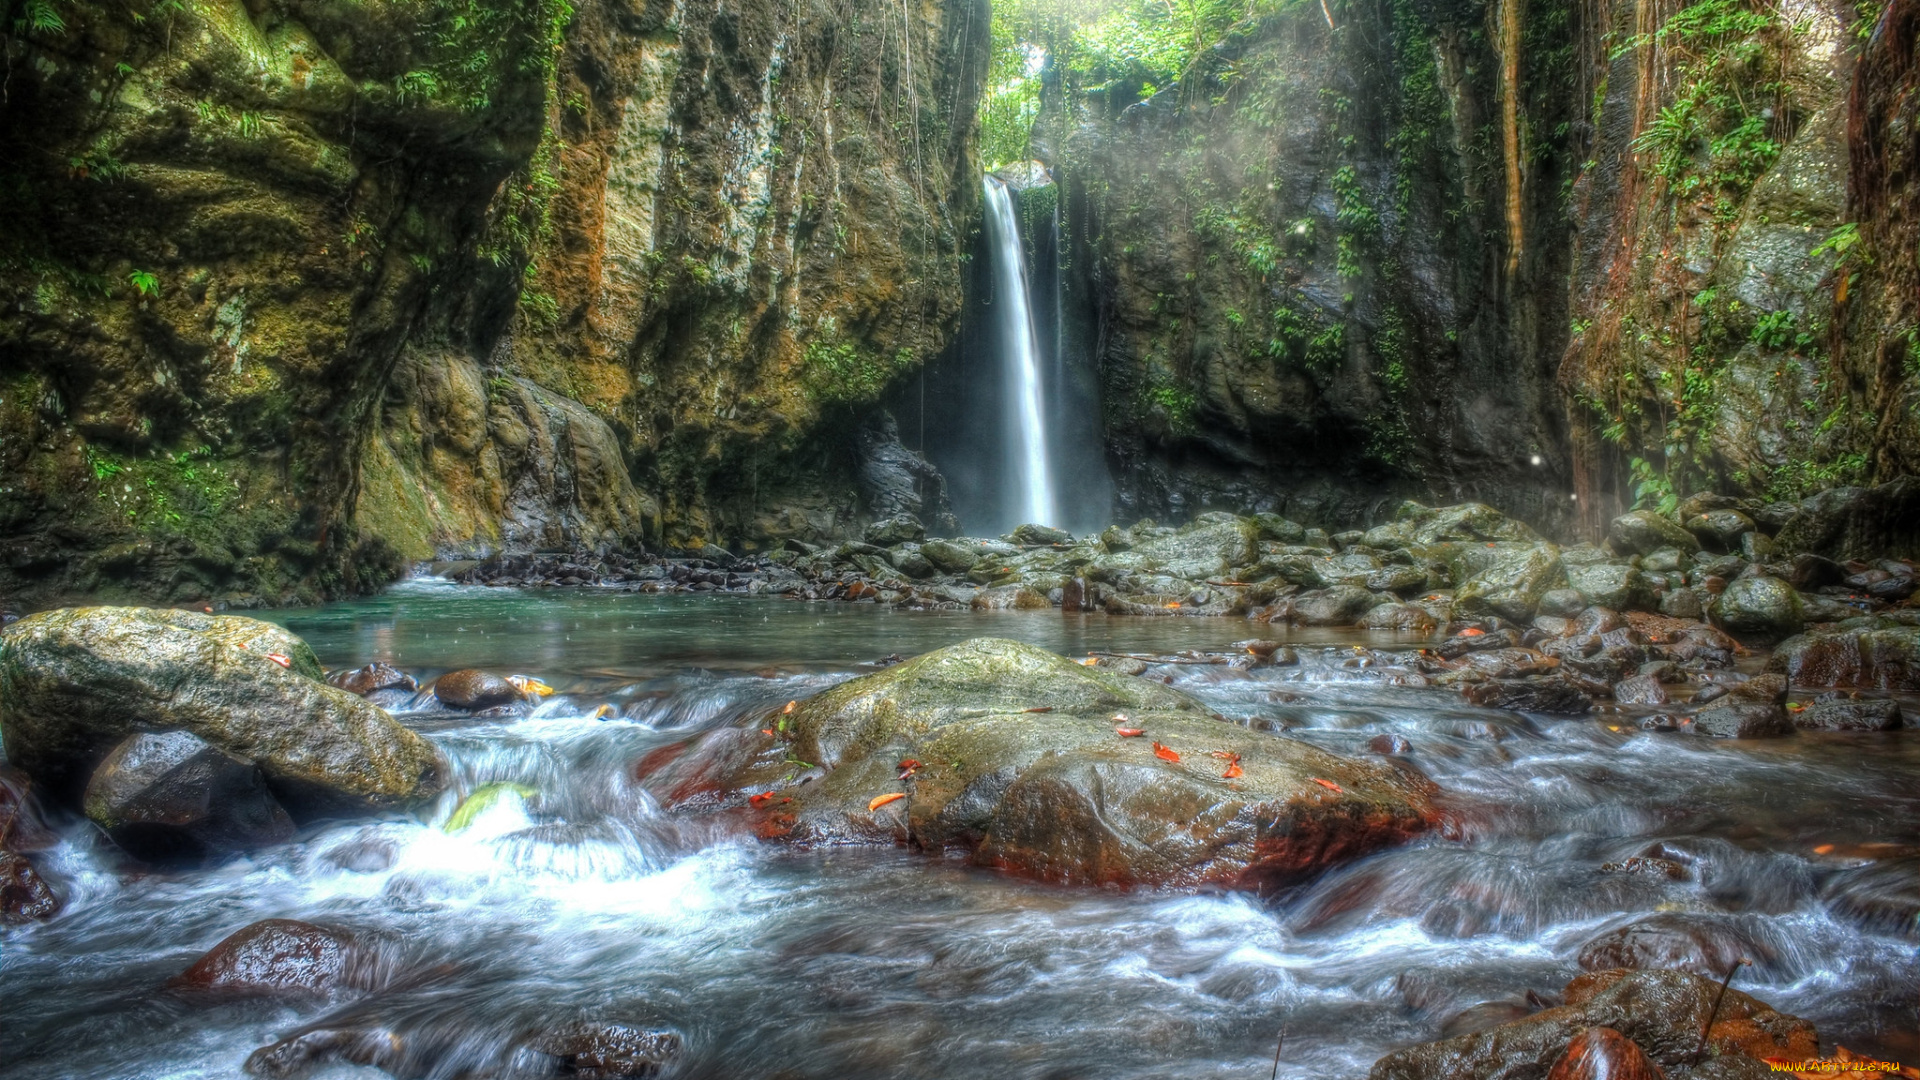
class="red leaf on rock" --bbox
[761,729,776,736]
[1223,761,1243,778]
[1115,727,1145,737]
[897,759,922,770]
[868,792,906,812]
[265,653,292,668]
[1152,742,1181,763]
[1458,628,1486,638]
[1310,778,1343,793]
[748,791,777,807]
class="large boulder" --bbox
[1766,622,1920,690]
[920,539,980,575]
[669,638,1437,889]
[173,919,373,997]
[1708,576,1803,638]
[1690,674,1793,738]
[1608,511,1700,557]
[1369,968,1817,1080]
[1772,478,1920,561]
[0,607,444,815]
[1124,514,1259,581]
[1292,585,1383,626]
[82,730,295,863]
[1565,563,1654,612]
[1455,545,1566,621]
[1364,502,1542,548]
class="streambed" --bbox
[3,582,1916,1078]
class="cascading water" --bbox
[982,174,1057,528]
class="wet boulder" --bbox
[1794,692,1903,731]
[1,850,60,923]
[1772,478,1920,561]
[1544,1027,1665,1080]
[529,1023,683,1079]
[173,918,372,996]
[1820,854,1920,938]
[1565,563,1654,613]
[327,663,417,697]
[1455,545,1566,622]
[1364,502,1543,548]
[0,766,60,923]
[431,669,524,710]
[1367,968,1817,1080]
[1610,675,1669,706]
[970,585,1051,611]
[1690,674,1792,739]
[920,539,980,575]
[0,607,445,815]
[1009,523,1070,545]
[864,514,925,545]
[705,638,1438,889]
[1765,623,1920,690]
[1292,585,1381,625]
[1685,510,1755,552]
[1707,576,1803,639]
[82,730,295,864]
[1124,514,1259,580]
[1575,914,1773,980]
[1609,511,1700,557]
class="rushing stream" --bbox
[4,582,1917,1078]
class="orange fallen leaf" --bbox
[1787,702,1807,712]
[868,792,906,812]
[1224,761,1243,779]
[1115,727,1145,737]
[265,653,292,668]
[748,791,777,807]
[1164,601,1181,609]
[761,729,776,736]
[1813,843,1835,854]
[1152,741,1180,763]
[783,700,797,714]
[1022,706,1054,713]
[898,759,922,770]
[1310,778,1343,793]
[1458,628,1486,637]
[1080,656,1099,666]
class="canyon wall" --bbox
[0,0,986,605]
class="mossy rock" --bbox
[715,638,1437,889]
[0,607,444,815]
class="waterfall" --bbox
[982,175,1057,528]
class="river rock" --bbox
[1125,513,1259,581]
[1,849,60,923]
[1611,675,1669,706]
[970,585,1051,610]
[1795,692,1903,731]
[1609,511,1701,557]
[1362,603,1440,631]
[1009,523,1070,545]
[1364,502,1543,548]
[82,730,295,863]
[0,607,445,815]
[327,663,418,697]
[1455,545,1566,621]
[697,638,1437,889]
[1766,623,1920,690]
[864,514,925,545]
[1576,914,1772,979]
[1690,674,1792,738]
[1543,1026,1665,1080]
[529,1023,682,1079]
[1566,563,1654,613]
[1820,854,1920,938]
[1686,510,1755,552]
[1708,576,1803,638]
[921,538,980,575]
[1293,585,1382,625]
[1772,478,1920,561]
[431,669,524,710]
[1367,968,1817,1080]
[173,918,369,996]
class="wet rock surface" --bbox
[654,637,1438,888]
[0,607,445,816]
[1369,969,1818,1080]
[430,669,524,711]
[82,730,296,864]
[173,919,371,997]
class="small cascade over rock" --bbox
[982,174,1058,529]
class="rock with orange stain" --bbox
[1544,1027,1665,1080]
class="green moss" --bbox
[802,337,914,405]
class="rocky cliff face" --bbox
[0,0,986,605]
[1040,0,1918,537]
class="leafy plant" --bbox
[128,270,159,297]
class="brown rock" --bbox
[1545,1027,1666,1080]
[1611,675,1669,706]
[529,1023,682,1079]
[1576,915,1772,979]
[1,849,60,923]
[173,919,372,996]
[327,663,418,697]
[431,669,523,710]
[82,730,295,864]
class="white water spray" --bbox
[982,174,1056,528]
